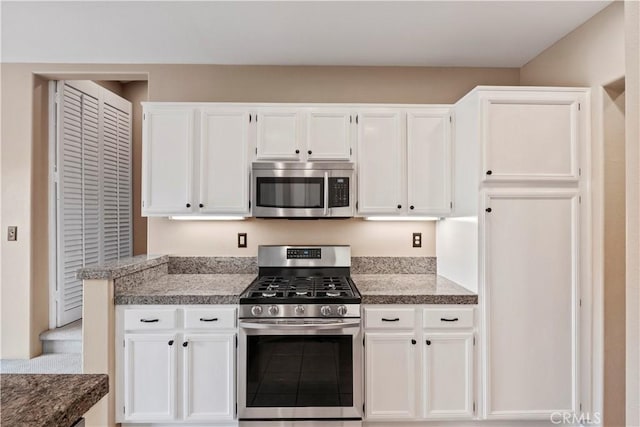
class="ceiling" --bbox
[1,1,612,67]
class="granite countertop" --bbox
[353,274,478,304]
[77,254,169,280]
[115,274,256,305]
[0,374,108,427]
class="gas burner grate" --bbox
[248,275,354,299]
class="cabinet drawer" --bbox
[364,307,416,329]
[184,307,236,329]
[423,307,474,329]
[124,308,178,331]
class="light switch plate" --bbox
[412,232,421,248]
[7,226,17,241]
[238,233,247,248]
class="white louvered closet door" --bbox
[55,81,132,326]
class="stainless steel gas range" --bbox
[238,245,363,425]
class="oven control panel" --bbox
[240,304,360,319]
[287,248,321,259]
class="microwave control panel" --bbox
[329,177,350,208]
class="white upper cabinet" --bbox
[357,110,404,215]
[407,109,452,215]
[482,189,578,419]
[142,107,194,215]
[199,109,250,214]
[306,109,353,160]
[479,90,584,182]
[256,107,353,161]
[256,109,302,160]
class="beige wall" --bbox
[624,1,640,425]
[121,81,148,256]
[0,63,518,358]
[520,2,626,424]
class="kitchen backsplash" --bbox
[168,256,436,275]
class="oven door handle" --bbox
[323,171,329,216]
[239,319,360,330]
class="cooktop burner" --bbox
[248,276,355,299]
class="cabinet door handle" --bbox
[186,203,191,208]
[182,341,189,347]
[486,170,493,175]
[168,340,174,346]
[410,205,415,210]
[411,339,417,345]
[440,317,459,322]
[199,203,204,208]
[308,150,312,155]
[381,317,400,322]
[397,204,402,209]
[140,318,159,323]
[199,317,218,322]
[485,207,492,213]
[295,149,300,154]
[426,340,431,346]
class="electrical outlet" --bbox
[238,233,247,248]
[412,232,422,248]
[7,226,17,241]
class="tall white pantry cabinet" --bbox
[437,87,591,420]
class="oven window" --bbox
[246,336,353,407]
[256,177,324,209]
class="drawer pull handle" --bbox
[200,317,219,322]
[140,318,159,323]
[381,318,400,322]
[440,317,459,322]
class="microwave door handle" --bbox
[324,172,329,216]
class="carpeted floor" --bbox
[0,353,81,374]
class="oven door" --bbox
[238,319,363,421]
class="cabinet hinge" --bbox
[578,103,581,111]
[449,116,452,123]
[363,403,365,413]
[473,402,476,413]
[249,115,252,123]
[255,114,258,122]
[142,200,145,208]
[580,402,582,411]
[579,168,582,176]
[362,337,365,346]
[473,336,476,346]
[236,403,238,415]
[123,339,125,347]
[356,201,359,210]
[579,196,582,204]
[123,406,126,414]
[356,115,359,124]
[249,200,251,209]
[350,115,353,123]
[143,113,146,120]
[350,148,352,156]
[255,147,258,155]
[580,298,582,307]
[450,201,453,209]
[235,335,238,348]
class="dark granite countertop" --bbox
[0,374,108,427]
[353,274,477,304]
[77,254,169,280]
[115,273,255,305]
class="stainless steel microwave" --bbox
[251,162,355,218]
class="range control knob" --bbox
[251,306,263,316]
[320,306,332,317]
[268,305,280,316]
[295,305,306,316]
[337,305,348,317]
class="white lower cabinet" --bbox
[118,306,237,424]
[183,333,235,421]
[364,306,476,422]
[124,333,178,421]
[423,332,474,419]
[365,332,418,419]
